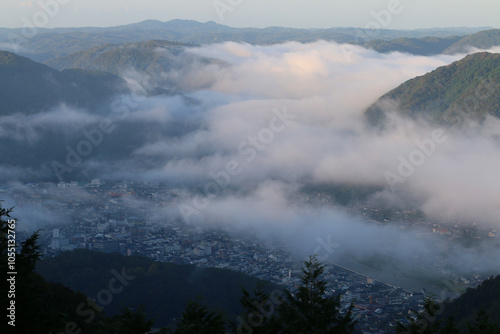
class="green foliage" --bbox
[45,40,190,77]
[366,52,500,126]
[445,29,500,54]
[362,36,463,56]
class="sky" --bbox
[1,0,499,30]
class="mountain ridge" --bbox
[365,52,500,125]
[0,50,129,115]
[1,19,493,62]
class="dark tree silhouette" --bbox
[173,298,227,334]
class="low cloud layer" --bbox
[3,41,500,286]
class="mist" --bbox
[3,40,500,288]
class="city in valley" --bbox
[3,179,497,332]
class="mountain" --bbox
[444,29,500,54]
[0,19,491,62]
[0,50,203,182]
[365,52,500,125]
[435,275,500,331]
[361,36,463,56]
[0,51,129,115]
[44,40,190,74]
[43,39,220,96]
[36,249,277,328]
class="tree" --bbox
[439,316,460,334]
[100,305,154,334]
[274,255,356,334]
[0,203,54,333]
[173,298,227,334]
[237,284,284,334]
[0,203,141,333]
[466,310,500,334]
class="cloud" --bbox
[47,41,497,231]
[3,40,500,284]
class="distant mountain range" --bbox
[360,36,463,56]
[0,19,497,62]
[366,52,500,125]
[363,28,500,56]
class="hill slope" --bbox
[0,51,129,115]
[436,275,500,331]
[361,36,463,56]
[365,52,500,125]
[445,29,500,54]
[44,40,190,74]
[36,249,277,327]
[43,40,219,96]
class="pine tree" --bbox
[237,284,284,333]
[274,255,356,334]
[173,298,227,334]
[466,310,500,334]
[100,305,154,334]
[439,316,460,334]
[396,297,443,334]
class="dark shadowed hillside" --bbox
[0,51,129,115]
[435,275,500,331]
[36,249,278,328]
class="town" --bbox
[1,179,496,333]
